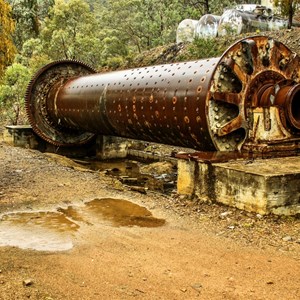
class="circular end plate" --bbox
[25,60,97,146]
[207,36,300,151]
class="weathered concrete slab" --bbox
[177,156,300,215]
[2,125,96,157]
[3,125,39,148]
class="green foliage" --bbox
[0,0,16,79]
[41,0,101,64]
[0,63,31,124]
[8,0,55,50]
[187,37,226,59]
[99,0,198,53]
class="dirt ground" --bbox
[0,140,299,300]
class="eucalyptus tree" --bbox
[274,0,300,28]
[40,0,103,66]
[8,0,55,50]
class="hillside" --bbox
[121,27,300,69]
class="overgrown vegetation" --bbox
[0,0,297,125]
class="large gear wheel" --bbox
[25,60,97,146]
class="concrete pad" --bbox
[177,156,300,215]
[3,125,39,148]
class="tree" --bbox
[0,0,16,79]
[8,0,55,50]
[0,63,31,124]
[99,0,196,53]
[274,0,300,28]
[40,0,103,66]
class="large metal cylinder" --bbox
[26,36,300,152]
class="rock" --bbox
[191,283,202,291]
[23,279,34,287]
[140,161,174,175]
[282,236,292,242]
[220,211,232,218]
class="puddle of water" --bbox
[89,160,140,177]
[84,198,166,227]
[0,198,165,252]
[0,211,79,252]
[79,159,176,193]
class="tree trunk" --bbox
[288,0,293,29]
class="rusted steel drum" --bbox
[26,36,300,152]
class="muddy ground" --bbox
[0,139,299,300]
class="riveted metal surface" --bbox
[25,36,300,152]
[51,59,219,149]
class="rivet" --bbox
[184,116,190,124]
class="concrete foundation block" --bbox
[177,156,300,215]
[3,125,39,148]
[96,135,129,159]
[177,159,197,196]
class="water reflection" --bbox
[0,211,78,251]
[0,198,165,251]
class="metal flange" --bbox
[25,60,97,146]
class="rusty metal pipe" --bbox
[25,36,300,151]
